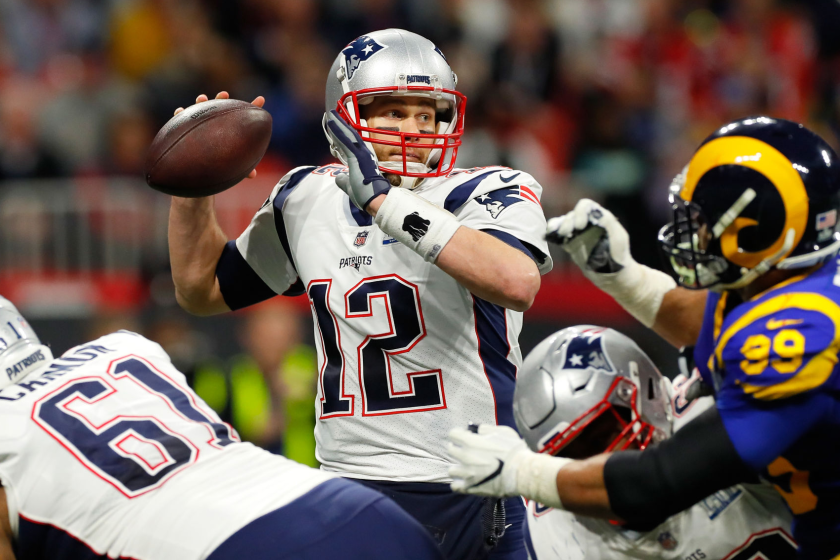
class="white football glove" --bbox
[545,199,676,327]
[448,424,571,508]
[448,424,531,498]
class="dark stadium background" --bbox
[1,0,839,458]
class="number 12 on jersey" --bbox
[308,274,447,418]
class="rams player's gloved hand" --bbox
[448,424,530,498]
[324,110,391,211]
[545,199,676,328]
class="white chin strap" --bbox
[379,161,429,189]
[778,234,840,270]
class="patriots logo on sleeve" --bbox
[562,329,613,372]
[474,186,540,219]
[342,36,386,80]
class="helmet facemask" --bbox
[538,376,663,459]
[330,84,466,189]
[657,165,796,291]
[659,193,731,290]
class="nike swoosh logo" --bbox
[500,173,520,183]
[470,460,505,489]
[766,318,804,330]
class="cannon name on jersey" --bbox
[227,165,552,482]
[0,332,337,560]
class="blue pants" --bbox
[208,477,442,560]
[353,479,527,560]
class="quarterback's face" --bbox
[360,96,437,165]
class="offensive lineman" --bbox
[446,118,840,559]
[0,296,441,560]
[168,29,551,559]
[514,326,793,559]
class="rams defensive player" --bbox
[447,117,840,559]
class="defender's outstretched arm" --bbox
[448,408,755,527]
[546,199,705,348]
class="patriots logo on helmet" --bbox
[433,44,447,61]
[562,329,613,372]
[474,186,540,219]
[342,35,386,80]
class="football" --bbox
[145,99,272,197]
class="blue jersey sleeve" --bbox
[694,291,724,388]
[714,291,840,469]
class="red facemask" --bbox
[335,86,468,178]
[539,377,659,458]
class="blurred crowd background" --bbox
[1,0,839,461]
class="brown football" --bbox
[145,99,272,197]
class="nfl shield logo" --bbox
[354,230,369,248]
[657,531,678,550]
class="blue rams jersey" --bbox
[694,257,840,558]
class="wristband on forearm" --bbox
[374,188,461,263]
[514,453,572,509]
[595,264,677,328]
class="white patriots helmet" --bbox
[323,28,466,189]
[0,296,53,391]
[513,326,672,458]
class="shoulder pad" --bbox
[715,292,840,400]
[443,167,541,213]
[268,165,319,205]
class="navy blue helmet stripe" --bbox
[472,296,518,430]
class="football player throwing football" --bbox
[168,29,552,560]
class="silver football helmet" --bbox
[513,326,672,458]
[0,296,53,391]
[323,29,466,189]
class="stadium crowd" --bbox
[1,0,839,237]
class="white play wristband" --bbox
[602,264,677,328]
[375,188,461,263]
[515,453,571,509]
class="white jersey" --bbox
[525,485,794,560]
[229,165,552,482]
[0,332,336,560]
[525,393,795,560]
